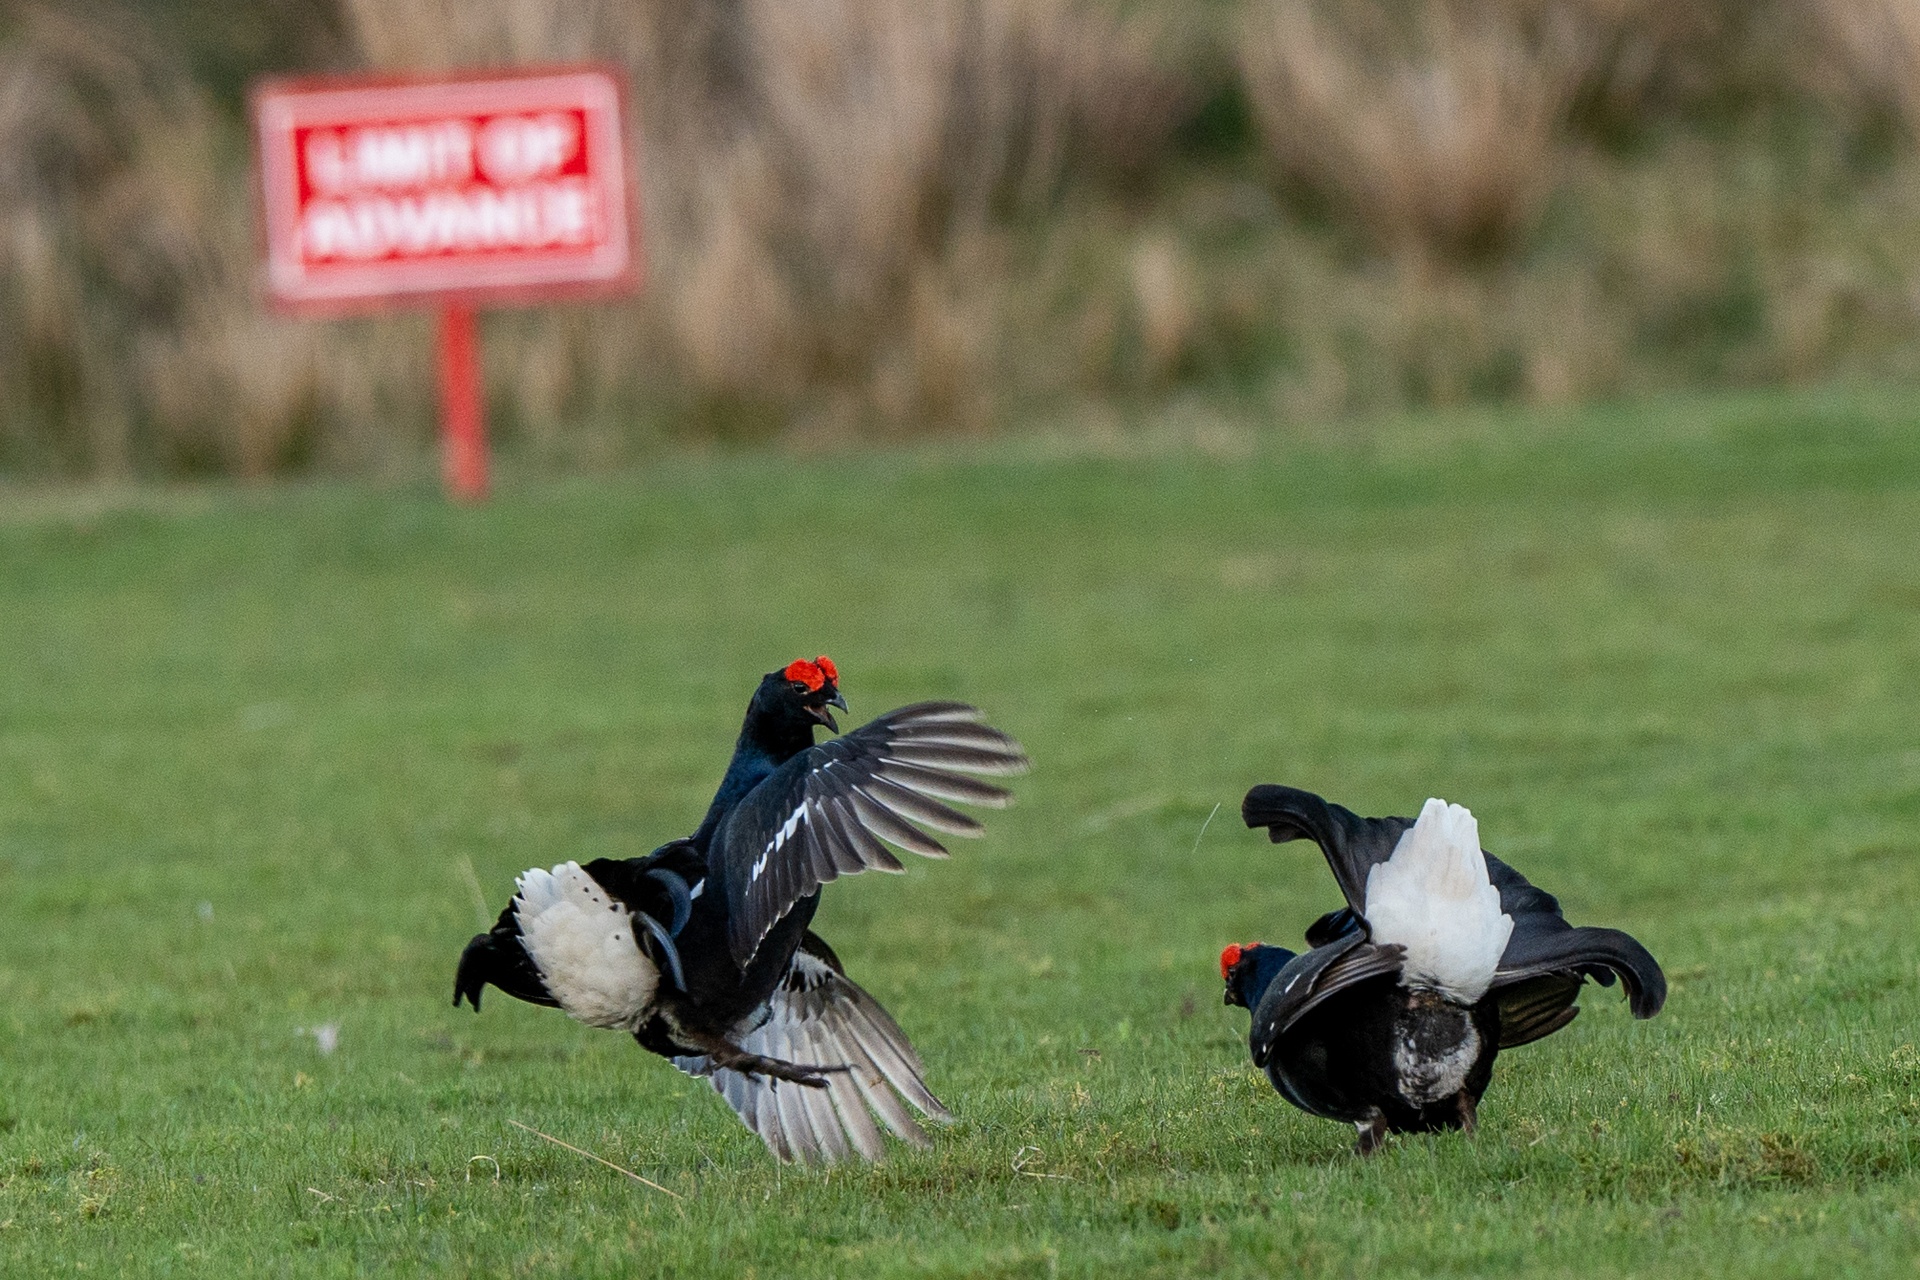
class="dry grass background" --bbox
[3,0,1920,476]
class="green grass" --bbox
[3,390,1919,1277]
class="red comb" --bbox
[1219,943,1245,982]
[1220,942,1263,981]
[783,659,825,692]
[814,655,838,684]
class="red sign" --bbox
[252,68,637,310]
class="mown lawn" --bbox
[2,391,1918,1277]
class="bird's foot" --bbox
[692,1033,850,1090]
[1354,1114,1389,1157]
[742,1054,851,1090]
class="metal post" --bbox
[437,304,489,502]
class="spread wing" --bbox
[712,702,1028,967]
[1241,785,1411,914]
[1247,931,1407,1067]
[671,934,952,1164]
[1484,849,1666,1037]
[1492,919,1666,1023]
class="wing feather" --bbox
[1493,924,1666,1020]
[758,1015,818,1163]
[820,1033,890,1161]
[857,775,985,836]
[825,795,903,871]
[826,998,930,1144]
[883,701,990,724]
[1241,785,1410,914]
[879,742,1028,774]
[849,787,952,858]
[802,815,841,884]
[773,1078,817,1164]
[846,996,947,1119]
[1494,973,1585,1048]
[794,1020,852,1163]
[714,703,1026,966]
[876,761,1013,808]
[813,805,869,875]
[1248,933,1407,1068]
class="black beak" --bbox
[809,691,847,732]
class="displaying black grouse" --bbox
[1221,785,1665,1154]
[454,657,1028,1163]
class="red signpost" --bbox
[252,68,639,500]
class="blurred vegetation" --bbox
[5,0,1920,477]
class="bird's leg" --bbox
[684,1030,849,1089]
[1354,1113,1389,1157]
[1455,1091,1478,1136]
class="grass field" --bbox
[2,391,1919,1277]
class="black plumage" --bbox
[453,657,1028,1163]
[1222,785,1665,1153]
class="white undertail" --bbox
[1363,799,1513,1004]
[513,862,659,1030]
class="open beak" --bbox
[809,690,848,732]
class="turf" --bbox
[2,390,1918,1277]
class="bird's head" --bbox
[754,655,848,735]
[1220,941,1292,1011]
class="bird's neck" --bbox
[692,710,816,842]
[1239,946,1297,1010]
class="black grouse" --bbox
[454,656,1028,1163]
[1221,785,1665,1154]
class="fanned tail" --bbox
[1362,798,1513,1003]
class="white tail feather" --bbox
[1363,798,1512,1003]
[514,862,659,1030]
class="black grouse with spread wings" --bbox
[1222,785,1665,1153]
[454,657,1028,1163]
